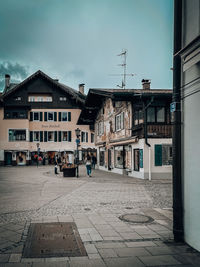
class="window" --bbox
[37,97,44,102]
[28,95,52,102]
[33,131,39,141]
[48,131,54,141]
[48,112,54,121]
[81,132,88,142]
[91,133,94,143]
[14,96,21,101]
[62,131,71,142]
[9,129,26,141]
[61,112,67,121]
[134,109,144,125]
[5,110,27,119]
[115,146,124,169]
[155,144,172,166]
[33,112,39,121]
[28,96,35,102]
[60,96,67,101]
[46,96,52,102]
[100,151,105,166]
[98,121,104,136]
[115,112,124,131]
[134,149,143,171]
[147,107,165,123]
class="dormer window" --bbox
[14,96,21,101]
[28,95,52,102]
[60,96,67,101]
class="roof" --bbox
[77,88,172,125]
[0,70,85,104]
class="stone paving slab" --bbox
[0,166,199,266]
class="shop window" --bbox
[115,112,124,131]
[100,151,105,166]
[115,146,124,169]
[9,129,26,141]
[48,131,54,142]
[33,131,39,142]
[147,107,165,123]
[155,144,172,166]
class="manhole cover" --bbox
[22,222,87,258]
[119,214,154,224]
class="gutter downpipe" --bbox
[172,0,184,242]
[144,98,154,181]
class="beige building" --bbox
[0,71,95,166]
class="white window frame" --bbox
[62,131,68,141]
[28,96,35,102]
[33,112,40,121]
[48,131,54,142]
[115,112,124,131]
[60,97,67,101]
[33,131,40,142]
[46,96,52,102]
[8,129,26,142]
[48,112,54,121]
[98,121,104,136]
[61,112,68,121]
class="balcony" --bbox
[132,124,172,138]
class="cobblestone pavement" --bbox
[0,166,199,267]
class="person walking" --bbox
[55,163,58,175]
[91,154,97,169]
[85,155,92,177]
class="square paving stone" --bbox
[22,222,87,258]
[114,247,151,257]
[104,257,145,267]
[139,255,181,266]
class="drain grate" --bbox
[119,214,154,224]
[22,222,87,258]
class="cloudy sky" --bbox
[0,0,173,93]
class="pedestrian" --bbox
[91,154,97,169]
[55,163,58,174]
[85,155,92,177]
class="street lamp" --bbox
[75,128,81,178]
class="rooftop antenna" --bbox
[109,49,136,89]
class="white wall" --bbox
[183,84,200,251]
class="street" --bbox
[0,166,199,266]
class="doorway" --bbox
[5,152,12,165]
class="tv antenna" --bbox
[109,49,136,89]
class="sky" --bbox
[0,0,174,93]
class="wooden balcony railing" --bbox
[147,124,172,138]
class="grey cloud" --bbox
[0,61,29,91]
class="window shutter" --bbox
[44,131,47,142]
[81,132,84,142]
[58,131,61,142]
[68,112,71,121]
[30,112,33,121]
[54,112,57,121]
[44,112,47,121]
[68,131,71,142]
[139,149,143,168]
[86,132,88,142]
[121,112,124,129]
[40,112,43,121]
[40,131,43,142]
[155,144,162,166]
[30,131,33,142]
[59,112,61,121]
[54,131,57,142]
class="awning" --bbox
[108,137,138,147]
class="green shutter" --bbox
[68,112,71,121]
[59,112,61,121]
[155,144,162,166]
[54,112,57,121]
[58,131,61,142]
[30,131,33,142]
[44,112,47,121]
[68,131,71,142]
[30,112,33,121]
[40,112,43,121]
[40,131,43,142]
[139,149,143,168]
[54,131,57,142]
[44,131,47,142]
[86,132,88,142]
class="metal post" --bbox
[76,142,79,178]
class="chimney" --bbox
[142,79,151,90]
[5,74,10,88]
[79,83,85,94]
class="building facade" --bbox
[173,0,200,251]
[0,70,96,166]
[78,80,172,179]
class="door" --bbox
[108,149,112,170]
[5,152,12,165]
